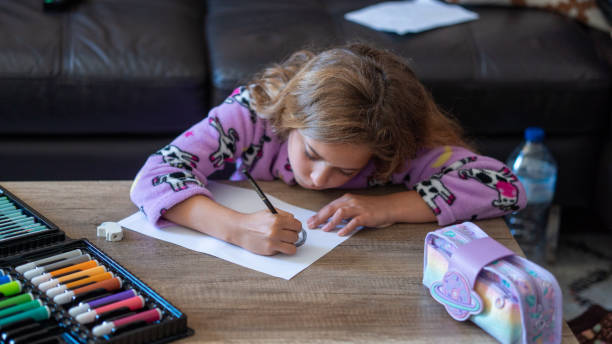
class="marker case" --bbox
[0,184,193,343]
[422,222,563,344]
[0,185,65,257]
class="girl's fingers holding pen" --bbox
[277,228,300,244]
[275,241,297,255]
[275,210,302,232]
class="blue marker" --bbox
[0,275,11,285]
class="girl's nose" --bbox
[310,163,329,188]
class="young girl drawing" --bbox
[130,44,526,256]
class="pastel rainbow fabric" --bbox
[422,222,563,344]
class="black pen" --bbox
[241,169,306,247]
[242,169,278,214]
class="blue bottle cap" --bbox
[524,127,545,142]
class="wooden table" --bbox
[1,181,577,343]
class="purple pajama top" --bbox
[130,87,527,227]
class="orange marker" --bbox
[54,277,123,305]
[46,272,114,298]
[38,265,106,292]
[31,260,99,286]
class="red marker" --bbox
[75,295,145,324]
[92,308,162,337]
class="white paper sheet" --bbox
[119,182,353,280]
[344,0,478,35]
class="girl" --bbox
[130,43,526,256]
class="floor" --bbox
[537,209,612,322]
[544,232,612,321]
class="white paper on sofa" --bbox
[344,0,479,34]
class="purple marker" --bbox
[68,289,137,317]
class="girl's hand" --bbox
[307,193,394,236]
[235,209,303,256]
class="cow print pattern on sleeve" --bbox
[241,134,271,171]
[224,86,257,124]
[152,171,203,192]
[458,166,521,211]
[413,157,477,215]
[208,117,239,169]
[155,145,199,171]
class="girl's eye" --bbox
[304,149,317,161]
[338,169,356,177]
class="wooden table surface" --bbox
[1,181,577,343]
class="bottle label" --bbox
[518,175,556,204]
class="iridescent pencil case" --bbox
[422,222,563,344]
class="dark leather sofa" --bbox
[1,0,610,228]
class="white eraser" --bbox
[105,226,123,242]
[98,222,123,241]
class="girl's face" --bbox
[288,129,372,190]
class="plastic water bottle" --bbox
[505,127,557,264]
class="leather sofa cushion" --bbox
[0,0,208,136]
[207,0,611,136]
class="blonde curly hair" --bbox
[247,43,470,179]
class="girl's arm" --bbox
[163,195,302,256]
[308,146,527,236]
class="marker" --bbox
[0,226,47,238]
[54,277,122,305]
[69,289,137,317]
[46,272,114,298]
[8,324,61,344]
[1,322,42,341]
[0,294,34,310]
[0,282,22,298]
[0,300,43,319]
[0,223,46,235]
[0,227,48,241]
[76,295,145,324]
[0,219,35,230]
[0,214,25,225]
[38,265,106,291]
[92,308,162,337]
[27,256,95,282]
[0,219,34,231]
[0,306,50,327]
[0,275,11,285]
[15,249,83,274]
[0,205,17,212]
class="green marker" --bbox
[0,293,34,310]
[0,227,48,240]
[0,300,43,318]
[0,215,26,226]
[0,214,27,224]
[0,219,35,230]
[0,205,17,212]
[0,305,50,327]
[0,209,21,217]
[0,281,21,298]
[0,223,45,235]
